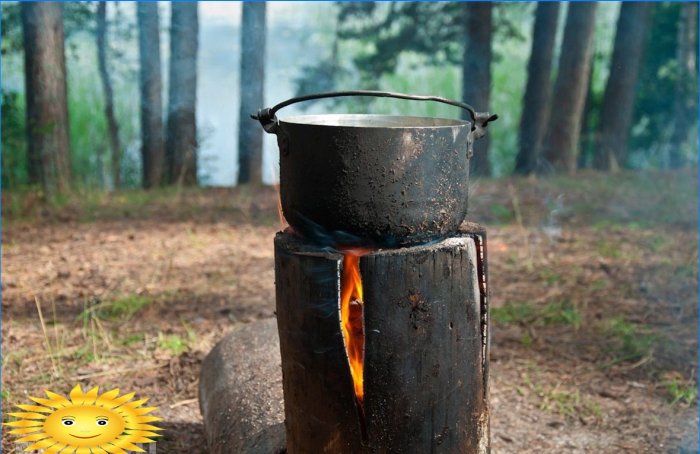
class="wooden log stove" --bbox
[274,223,490,453]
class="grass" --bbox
[664,379,698,406]
[2,184,282,227]
[592,220,645,231]
[118,333,145,347]
[522,374,603,420]
[540,388,603,420]
[96,295,152,320]
[489,202,514,223]
[157,333,191,356]
[601,317,661,367]
[538,268,563,285]
[492,300,582,329]
[597,239,623,259]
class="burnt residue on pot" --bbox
[277,114,472,247]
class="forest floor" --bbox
[2,169,698,453]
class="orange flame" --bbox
[340,249,370,404]
[274,183,289,230]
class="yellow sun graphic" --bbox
[4,384,163,453]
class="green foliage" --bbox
[630,2,697,168]
[337,3,464,80]
[335,2,531,80]
[1,3,22,55]
[2,2,140,191]
[578,3,622,168]
[1,91,28,188]
[1,3,96,55]
[66,33,140,190]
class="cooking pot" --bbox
[253,90,497,246]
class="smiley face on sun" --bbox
[4,385,162,453]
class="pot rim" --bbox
[278,113,471,129]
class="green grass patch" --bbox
[118,333,145,347]
[489,203,514,223]
[539,388,601,419]
[601,317,660,366]
[73,345,97,363]
[157,333,191,356]
[663,380,698,406]
[538,268,563,286]
[79,295,152,322]
[492,302,537,325]
[675,264,697,279]
[99,295,151,320]
[592,220,645,231]
[523,374,602,419]
[646,236,669,252]
[492,300,581,329]
[597,240,623,259]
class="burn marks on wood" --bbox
[361,235,486,453]
[274,224,490,453]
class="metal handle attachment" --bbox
[251,90,498,141]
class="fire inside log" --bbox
[274,224,490,453]
[340,251,369,406]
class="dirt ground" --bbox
[2,170,698,453]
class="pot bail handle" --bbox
[251,90,498,136]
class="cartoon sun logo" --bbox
[4,385,162,453]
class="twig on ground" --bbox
[169,398,198,409]
[34,296,60,378]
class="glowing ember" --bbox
[340,249,369,404]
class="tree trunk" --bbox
[462,3,492,178]
[137,2,164,188]
[21,2,71,193]
[514,2,560,175]
[238,2,266,185]
[541,3,597,174]
[669,2,698,169]
[166,2,199,186]
[594,3,652,171]
[578,47,596,170]
[96,1,122,189]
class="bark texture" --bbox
[166,2,199,185]
[578,57,596,170]
[274,224,490,453]
[238,2,267,185]
[137,2,165,188]
[462,3,492,177]
[541,2,597,174]
[515,3,560,175]
[594,2,652,171]
[96,2,122,189]
[21,2,71,193]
